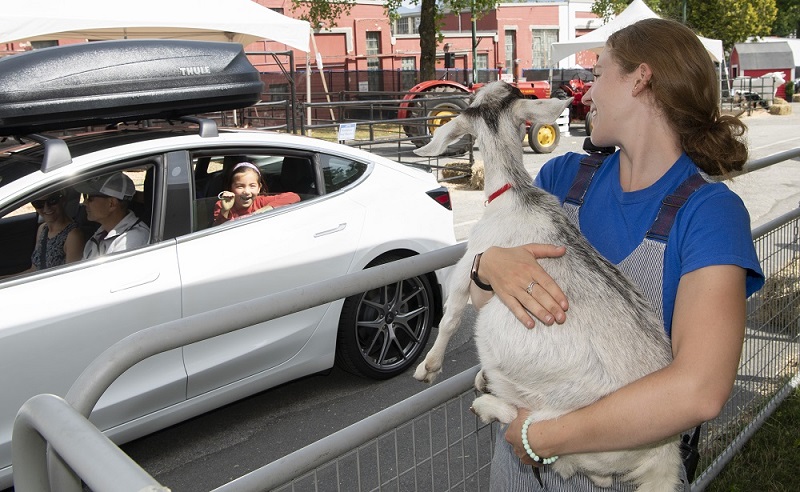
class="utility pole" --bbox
[471,1,478,84]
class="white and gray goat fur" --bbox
[413,81,681,490]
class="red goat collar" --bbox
[486,183,512,204]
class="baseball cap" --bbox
[76,172,136,200]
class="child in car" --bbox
[212,162,300,225]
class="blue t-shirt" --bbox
[535,151,765,335]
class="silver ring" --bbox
[525,280,538,296]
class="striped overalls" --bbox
[489,150,708,491]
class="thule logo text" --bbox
[179,66,212,76]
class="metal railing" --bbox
[12,148,800,491]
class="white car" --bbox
[0,40,455,487]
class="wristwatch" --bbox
[470,253,493,291]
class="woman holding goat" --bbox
[471,18,765,491]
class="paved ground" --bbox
[442,102,800,241]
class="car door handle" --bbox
[314,223,347,238]
[110,272,161,293]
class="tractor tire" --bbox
[402,85,471,156]
[528,122,561,154]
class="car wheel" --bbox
[335,254,435,380]
[528,122,561,153]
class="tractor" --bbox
[397,78,562,156]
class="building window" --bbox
[531,29,558,68]
[366,32,383,91]
[31,40,58,49]
[504,30,516,74]
[395,17,418,35]
[475,53,488,70]
[269,8,284,15]
[401,57,417,90]
[268,83,289,102]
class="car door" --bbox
[0,162,184,476]
[178,151,367,398]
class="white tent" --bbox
[0,0,310,52]
[552,0,723,63]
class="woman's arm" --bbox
[471,244,569,327]
[508,264,747,463]
[64,227,85,264]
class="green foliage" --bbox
[771,0,800,37]
[592,1,779,53]
[289,0,354,31]
[786,80,795,101]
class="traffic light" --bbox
[444,52,455,68]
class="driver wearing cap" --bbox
[76,172,151,259]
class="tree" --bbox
[771,0,800,37]
[293,0,500,82]
[591,0,778,53]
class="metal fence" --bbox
[11,150,800,492]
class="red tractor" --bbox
[552,74,594,136]
[397,79,561,156]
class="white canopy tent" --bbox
[0,0,310,52]
[552,0,723,63]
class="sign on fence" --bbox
[338,122,357,142]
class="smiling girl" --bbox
[212,162,301,225]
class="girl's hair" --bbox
[607,18,747,176]
[223,161,268,193]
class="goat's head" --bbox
[414,81,572,157]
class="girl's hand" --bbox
[218,191,235,213]
[479,245,568,328]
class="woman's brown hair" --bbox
[607,18,747,176]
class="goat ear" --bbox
[413,116,471,157]
[514,97,573,126]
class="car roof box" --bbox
[0,39,264,137]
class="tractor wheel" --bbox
[402,85,471,156]
[528,123,561,153]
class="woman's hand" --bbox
[478,244,569,328]
[506,410,548,467]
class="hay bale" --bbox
[793,94,800,103]
[470,160,485,190]
[750,258,800,336]
[441,162,471,183]
[773,97,789,105]
[769,103,792,115]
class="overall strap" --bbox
[645,173,709,242]
[564,139,615,206]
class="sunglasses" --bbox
[82,193,110,202]
[31,194,63,209]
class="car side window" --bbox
[321,155,367,193]
[191,153,316,232]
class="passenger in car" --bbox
[212,162,300,225]
[77,172,151,258]
[5,190,86,277]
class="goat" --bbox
[412,81,681,490]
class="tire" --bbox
[403,86,471,156]
[584,110,593,136]
[335,254,435,379]
[528,122,561,153]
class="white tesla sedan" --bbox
[0,39,455,488]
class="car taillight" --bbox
[426,186,452,210]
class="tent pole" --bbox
[311,32,336,122]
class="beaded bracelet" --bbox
[521,416,559,465]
